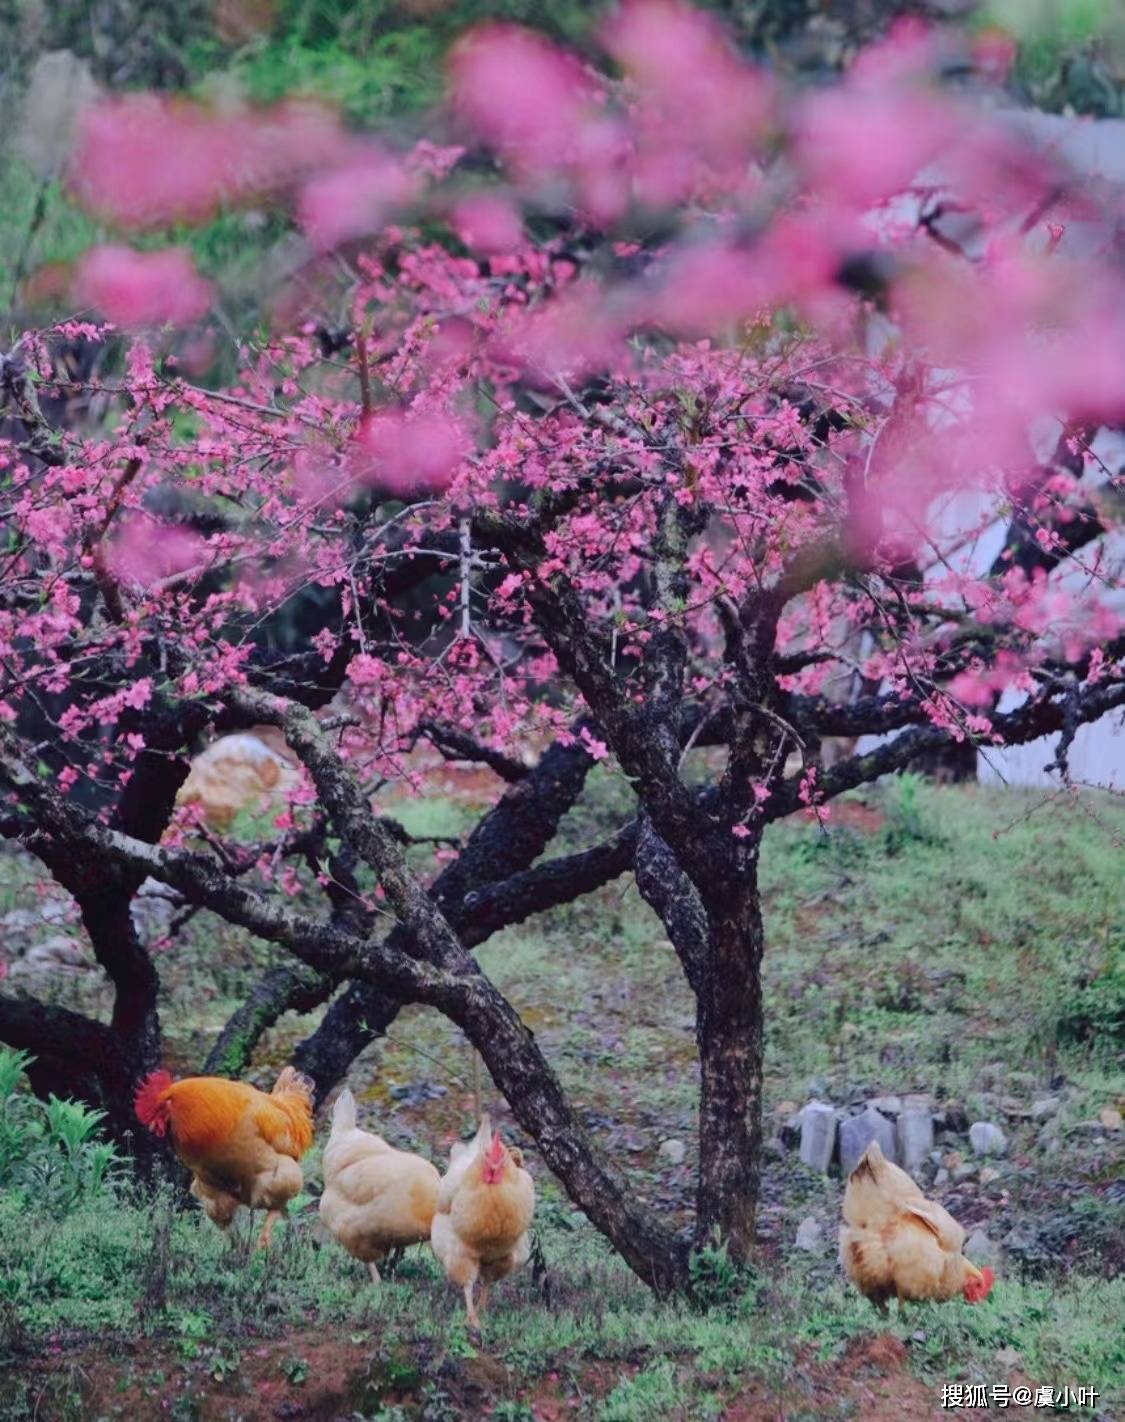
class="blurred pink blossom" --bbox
[448,25,594,179]
[106,515,206,588]
[74,245,213,327]
[350,409,469,496]
[603,0,772,204]
[450,192,523,254]
[297,146,418,251]
[69,96,346,228]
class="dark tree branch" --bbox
[767,677,1125,818]
[418,719,529,783]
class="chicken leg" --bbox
[256,1208,282,1249]
[463,1280,481,1332]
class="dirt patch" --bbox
[722,1333,1023,1421]
[6,1327,1077,1420]
[819,798,886,834]
[13,1331,400,1421]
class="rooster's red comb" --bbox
[134,1070,174,1132]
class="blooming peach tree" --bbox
[1,5,1122,1290]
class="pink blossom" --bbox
[297,146,417,251]
[579,727,609,761]
[451,193,523,254]
[74,246,213,327]
[69,96,346,229]
[448,25,594,179]
[350,408,469,496]
[106,515,206,587]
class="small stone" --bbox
[794,1216,824,1253]
[839,1106,896,1178]
[999,1097,1031,1119]
[658,1138,686,1166]
[979,1166,1001,1186]
[868,1095,903,1116]
[1098,1108,1122,1132]
[943,1151,963,1170]
[952,1163,977,1184]
[969,1121,1008,1157]
[798,1101,838,1173]
[965,1229,1000,1268]
[1030,1096,1062,1121]
[897,1108,934,1173]
[934,1169,950,1186]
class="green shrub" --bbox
[1056,942,1125,1051]
[0,1048,123,1210]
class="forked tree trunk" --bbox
[694,873,765,1261]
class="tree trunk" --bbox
[74,884,174,1183]
[694,873,765,1261]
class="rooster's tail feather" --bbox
[272,1066,315,1107]
[331,1087,357,1136]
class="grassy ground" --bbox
[0,776,1122,1419]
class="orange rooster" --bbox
[840,1141,995,1307]
[319,1088,440,1281]
[135,1066,314,1247]
[430,1115,535,1330]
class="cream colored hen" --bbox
[319,1089,440,1282]
[840,1141,994,1307]
[430,1116,535,1330]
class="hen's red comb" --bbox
[134,1070,174,1132]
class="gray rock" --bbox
[952,1163,977,1184]
[902,1092,932,1112]
[965,1229,1000,1268]
[658,1138,686,1166]
[794,1216,825,1253]
[868,1094,903,1117]
[798,1101,838,1172]
[839,1106,896,1178]
[21,935,89,969]
[897,1108,934,1172]
[0,908,38,939]
[933,1168,950,1186]
[1030,1095,1062,1121]
[969,1121,1008,1157]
